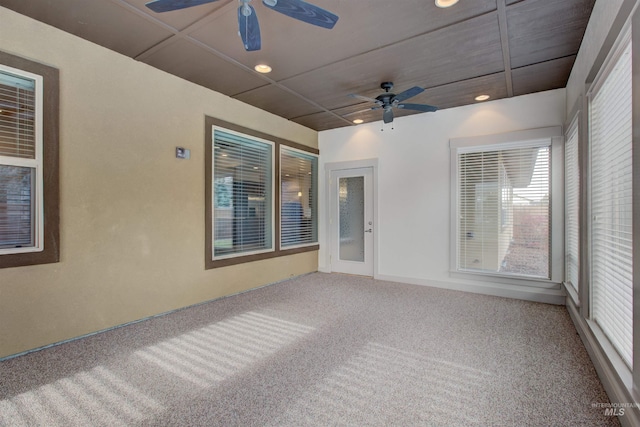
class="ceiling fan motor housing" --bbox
[376,94,395,106]
[380,81,394,91]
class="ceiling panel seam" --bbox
[122,0,236,60]
[110,0,180,34]
[497,0,514,97]
[510,53,579,71]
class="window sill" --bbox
[206,244,318,269]
[449,270,561,290]
[563,281,580,307]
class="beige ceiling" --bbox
[0,0,595,131]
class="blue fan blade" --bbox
[393,86,424,103]
[262,0,338,29]
[238,5,261,51]
[145,0,218,13]
[383,109,394,124]
[397,103,438,112]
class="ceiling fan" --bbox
[348,82,438,124]
[145,0,339,51]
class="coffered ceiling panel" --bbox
[280,12,505,111]
[0,0,174,58]
[234,84,324,119]
[0,0,596,131]
[507,0,596,68]
[142,38,267,96]
[291,111,352,132]
[413,73,509,111]
[512,56,577,96]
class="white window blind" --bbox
[0,70,36,159]
[280,147,317,247]
[565,116,580,294]
[0,68,39,251]
[589,36,633,367]
[212,128,273,258]
[457,141,551,279]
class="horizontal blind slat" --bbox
[281,147,317,247]
[212,129,272,257]
[458,144,550,278]
[590,39,633,367]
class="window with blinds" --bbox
[280,147,317,248]
[0,66,41,253]
[564,116,580,295]
[589,35,633,367]
[457,141,551,279]
[212,128,273,259]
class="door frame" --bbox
[324,158,379,278]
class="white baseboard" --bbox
[566,299,640,427]
[375,274,566,305]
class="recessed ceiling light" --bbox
[435,0,459,8]
[353,119,364,124]
[254,64,272,73]
[253,166,259,170]
[475,94,490,101]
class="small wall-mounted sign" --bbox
[176,147,190,159]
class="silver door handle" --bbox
[365,228,372,233]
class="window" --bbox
[204,117,319,269]
[0,67,40,253]
[564,114,580,298]
[451,128,561,282]
[588,33,632,367]
[280,147,317,248]
[0,51,58,269]
[211,127,273,259]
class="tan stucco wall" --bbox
[0,7,318,359]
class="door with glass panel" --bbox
[330,167,374,276]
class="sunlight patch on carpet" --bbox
[0,366,162,427]
[133,310,315,388]
[267,342,495,426]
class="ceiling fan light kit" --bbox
[145,0,339,51]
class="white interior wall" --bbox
[319,89,566,304]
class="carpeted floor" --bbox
[0,273,620,426]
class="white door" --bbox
[330,167,374,276]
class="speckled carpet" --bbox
[0,273,619,426]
